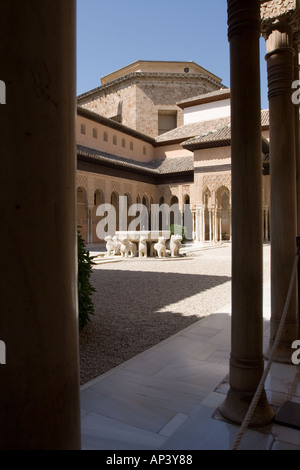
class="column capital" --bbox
[265,43,295,100]
[227,0,261,41]
[261,0,300,42]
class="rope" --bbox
[230,249,300,451]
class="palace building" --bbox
[76,60,270,244]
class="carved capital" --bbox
[261,0,300,42]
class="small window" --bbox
[113,135,117,145]
[93,128,98,139]
[122,138,126,148]
[158,110,177,135]
[80,123,86,135]
[130,141,134,151]
[143,146,147,155]
[103,131,108,142]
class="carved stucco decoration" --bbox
[203,173,231,193]
[182,185,191,196]
[261,0,300,38]
[77,173,88,189]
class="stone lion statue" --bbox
[105,235,116,256]
[153,237,167,258]
[112,235,121,255]
[105,235,121,256]
[170,234,182,257]
[139,236,147,258]
[120,238,136,258]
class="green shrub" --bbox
[77,230,96,331]
[170,224,187,242]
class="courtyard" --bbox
[80,242,233,384]
[80,242,300,450]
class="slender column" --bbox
[220,0,274,425]
[218,209,223,241]
[192,210,196,240]
[195,207,201,242]
[209,209,213,241]
[0,1,81,448]
[265,30,298,362]
[229,207,232,241]
[201,207,206,242]
[87,208,93,244]
[213,208,218,242]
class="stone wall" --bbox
[80,81,138,130]
[79,73,221,138]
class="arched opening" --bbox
[111,191,119,232]
[142,195,149,230]
[170,195,179,227]
[203,189,211,241]
[183,194,192,240]
[150,197,154,229]
[92,189,104,241]
[216,186,230,241]
[77,187,87,241]
[184,195,190,205]
[124,193,132,230]
[159,197,164,230]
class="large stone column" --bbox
[294,40,300,234]
[0,2,81,449]
[265,29,298,362]
[220,0,274,425]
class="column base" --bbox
[264,343,295,364]
[219,387,274,426]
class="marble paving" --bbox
[81,277,300,451]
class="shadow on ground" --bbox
[79,269,231,384]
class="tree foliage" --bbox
[77,230,96,331]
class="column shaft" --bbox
[265,33,298,362]
[220,0,273,425]
[209,210,213,241]
[294,46,300,234]
[0,1,81,449]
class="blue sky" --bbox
[77,0,269,109]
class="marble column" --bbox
[195,208,201,242]
[294,40,300,235]
[220,0,274,425]
[87,208,93,244]
[213,207,218,242]
[0,1,81,448]
[265,30,298,362]
[192,210,196,241]
[218,209,223,241]
[201,207,206,242]
[209,209,213,241]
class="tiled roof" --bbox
[157,109,270,148]
[183,112,270,151]
[148,156,194,174]
[155,117,231,144]
[177,88,230,108]
[77,145,193,175]
[183,125,231,150]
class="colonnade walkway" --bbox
[80,244,300,450]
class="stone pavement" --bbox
[80,243,300,450]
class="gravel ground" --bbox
[79,243,270,385]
